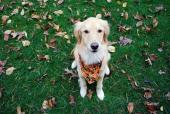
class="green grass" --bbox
[0,0,170,114]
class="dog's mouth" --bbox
[91,49,98,53]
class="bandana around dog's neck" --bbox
[79,55,102,84]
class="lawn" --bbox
[0,0,170,114]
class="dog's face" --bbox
[74,17,110,53]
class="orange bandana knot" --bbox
[79,55,102,84]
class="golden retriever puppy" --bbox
[72,17,110,100]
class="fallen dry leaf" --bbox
[165,92,170,100]
[136,21,143,27]
[69,95,76,106]
[41,96,57,111]
[158,70,166,75]
[64,68,78,79]
[11,8,19,15]
[145,26,152,32]
[54,10,63,15]
[143,88,153,99]
[6,67,16,75]
[0,60,6,75]
[20,9,24,16]
[122,2,127,7]
[121,12,128,20]
[22,40,31,47]
[149,54,158,62]
[133,13,144,21]
[155,4,164,13]
[16,106,25,114]
[2,15,9,25]
[145,57,152,65]
[87,89,94,99]
[37,55,50,61]
[46,38,56,48]
[127,102,134,114]
[118,36,132,46]
[57,0,64,5]
[107,0,112,3]
[108,46,116,53]
[118,25,131,32]
[31,13,41,19]
[153,17,158,28]
[145,102,160,114]
[4,30,12,41]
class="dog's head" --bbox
[74,17,110,53]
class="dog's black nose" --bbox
[91,42,99,50]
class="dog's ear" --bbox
[102,20,110,43]
[74,21,83,44]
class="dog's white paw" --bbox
[105,66,110,75]
[80,87,87,98]
[97,88,104,100]
[71,60,77,69]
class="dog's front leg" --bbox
[78,76,87,97]
[96,72,105,100]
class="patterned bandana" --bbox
[79,55,102,84]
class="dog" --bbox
[71,17,111,100]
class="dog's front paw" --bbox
[105,66,110,75]
[96,88,104,100]
[71,60,77,69]
[80,87,87,98]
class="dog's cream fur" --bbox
[72,17,110,100]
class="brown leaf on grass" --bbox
[149,54,158,62]
[70,18,80,24]
[31,13,41,19]
[16,106,25,114]
[155,4,164,13]
[118,36,132,46]
[21,1,33,7]
[54,10,63,16]
[46,38,56,49]
[37,55,49,61]
[136,21,143,27]
[2,15,9,25]
[145,26,152,32]
[64,68,78,79]
[133,13,144,21]
[118,25,131,32]
[57,0,64,5]
[165,92,170,100]
[11,8,19,15]
[127,102,134,114]
[145,102,160,114]
[121,12,128,20]
[22,40,31,47]
[153,17,158,28]
[41,97,57,111]
[143,88,153,99]
[4,30,12,41]
[69,95,76,106]
[145,57,152,66]
[0,6,4,11]
[87,89,94,99]
[104,12,111,18]
[0,60,6,75]
[6,67,16,75]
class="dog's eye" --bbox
[98,29,102,33]
[84,30,89,34]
